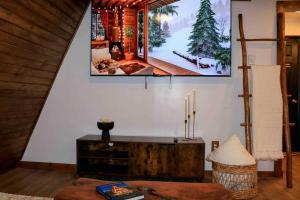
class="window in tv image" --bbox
[147,0,231,76]
[90,0,231,76]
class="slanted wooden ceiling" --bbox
[0,0,89,172]
[93,0,144,8]
[92,0,178,9]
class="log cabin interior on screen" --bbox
[91,0,231,76]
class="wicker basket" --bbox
[212,162,257,199]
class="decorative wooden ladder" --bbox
[237,13,292,188]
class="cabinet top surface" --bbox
[77,135,204,144]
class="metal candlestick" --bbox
[188,114,191,138]
[193,111,196,139]
[184,119,187,138]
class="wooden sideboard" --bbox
[77,135,205,181]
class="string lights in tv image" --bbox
[91,0,231,76]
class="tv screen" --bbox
[91,0,231,76]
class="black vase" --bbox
[97,122,114,140]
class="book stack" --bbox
[96,182,144,200]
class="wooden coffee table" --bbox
[54,178,232,200]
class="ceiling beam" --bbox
[106,0,119,8]
[104,0,113,8]
[122,0,140,7]
[92,0,100,7]
[94,0,187,9]
[101,0,110,8]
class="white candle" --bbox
[193,89,196,112]
[185,97,188,121]
[187,95,190,118]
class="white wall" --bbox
[22,0,277,171]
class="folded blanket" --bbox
[252,65,284,160]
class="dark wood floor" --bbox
[0,155,299,199]
[254,154,300,200]
[0,168,76,197]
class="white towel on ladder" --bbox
[252,65,284,160]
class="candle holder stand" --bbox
[184,119,187,138]
[193,111,196,139]
[188,114,191,138]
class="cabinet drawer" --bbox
[77,142,129,158]
[77,157,128,175]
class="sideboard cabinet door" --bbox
[173,144,204,179]
[128,143,175,177]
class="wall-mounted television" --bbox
[91,0,231,76]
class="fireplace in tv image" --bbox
[91,0,231,76]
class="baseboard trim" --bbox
[205,170,275,178]
[18,161,76,173]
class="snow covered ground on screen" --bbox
[148,0,231,76]
[149,27,231,76]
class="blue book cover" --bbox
[96,182,144,200]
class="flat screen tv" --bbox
[91,0,231,76]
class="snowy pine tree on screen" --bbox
[188,0,220,58]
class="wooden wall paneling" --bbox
[0,89,46,99]
[0,117,37,130]
[71,0,86,10]
[0,53,58,72]
[0,63,55,80]
[0,145,28,155]
[0,0,90,172]
[0,43,59,68]
[0,87,47,99]
[0,127,32,135]
[0,105,42,115]
[0,134,29,148]
[0,96,45,106]
[30,0,78,29]
[19,0,75,35]
[0,136,32,151]
[93,0,101,7]
[46,0,81,22]
[0,7,68,47]
[122,8,137,53]
[0,114,40,124]
[0,19,65,53]
[0,1,72,40]
[107,11,116,41]
[0,30,62,59]
[0,137,29,152]
[0,44,59,68]
[0,82,49,94]
[0,73,52,86]
[62,0,83,16]
[0,133,32,148]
